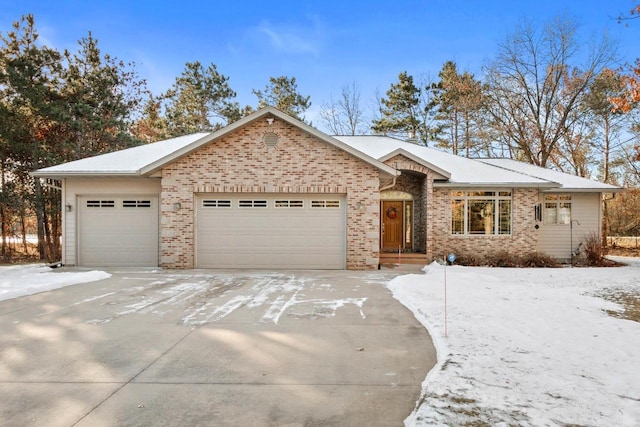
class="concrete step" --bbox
[379,253,429,265]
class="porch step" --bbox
[379,252,430,265]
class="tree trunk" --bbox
[1,160,6,258]
[20,210,28,255]
[602,196,610,250]
[603,118,610,184]
[34,178,47,260]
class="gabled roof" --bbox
[377,148,451,179]
[32,133,211,177]
[479,158,622,192]
[33,108,621,193]
[33,107,398,178]
[334,136,559,188]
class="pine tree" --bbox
[432,62,485,156]
[252,76,311,121]
[371,71,422,141]
[162,61,238,136]
[60,33,146,157]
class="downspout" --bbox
[380,168,401,192]
[379,174,398,192]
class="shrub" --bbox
[487,251,519,267]
[520,252,560,268]
[447,250,559,268]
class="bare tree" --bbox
[320,81,366,135]
[484,16,618,167]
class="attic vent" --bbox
[263,132,279,148]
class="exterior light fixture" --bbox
[65,203,72,212]
[173,202,181,211]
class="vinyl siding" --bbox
[537,192,601,260]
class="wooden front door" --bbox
[382,200,404,251]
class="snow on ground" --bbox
[388,258,640,427]
[0,264,110,302]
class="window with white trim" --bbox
[451,190,512,235]
[544,195,571,224]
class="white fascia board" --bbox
[139,106,399,178]
[434,181,561,189]
[139,133,216,176]
[541,187,624,193]
[378,148,451,179]
[31,170,140,178]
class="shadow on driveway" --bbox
[0,269,435,426]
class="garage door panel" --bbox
[78,196,158,267]
[196,194,346,269]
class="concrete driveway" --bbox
[0,268,436,426]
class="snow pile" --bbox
[388,259,640,427]
[0,264,110,302]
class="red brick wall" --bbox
[160,116,382,269]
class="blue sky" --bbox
[1,1,638,128]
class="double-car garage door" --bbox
[77,193,346,269]
[196,194,346,269]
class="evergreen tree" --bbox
[252,76,311,121]
[162,61,238,136]
[131,95,169,142]
[60,33,146,157]
[432,61,485,156]
[371,71,423,142]
[0,14,64,260]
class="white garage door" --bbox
[196,194,346,269]
[78,196,159,267]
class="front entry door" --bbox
[382,200,404,251]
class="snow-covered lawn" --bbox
[388,258,640,427]
[0,264,110,302]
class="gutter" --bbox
[30,171,143,179]
[433,181,560,189]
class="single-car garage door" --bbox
[196,194,346,269]
[78,196,159,267]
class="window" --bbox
[202,200,231,208]
[238,200,267,208]
[86,200,115,208]
[275,200,304,208]
[123,200,151,208]
[544,195,571,224]
[311,200,340,208]
[450,190,512,235]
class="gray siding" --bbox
[537,192,601,260]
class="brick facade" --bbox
[429,187,539,260]
[160,115,382,270]
[382,154,434,254]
